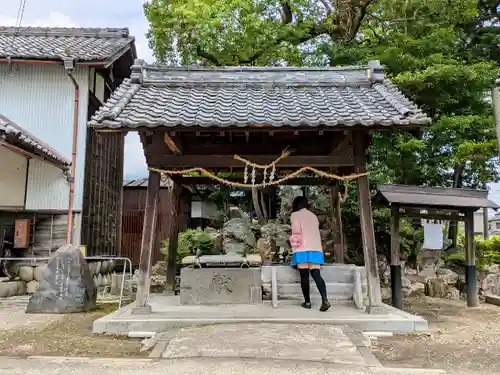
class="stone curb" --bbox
[341,325,383,368]
[25,355,156,363]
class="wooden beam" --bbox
[133,170,160,313]
[329,185,345,263]
[164,133,182,155]
[151,154,354,169]
[166,181,182,292]
[330,133,352,156]
[353,131,383,312]
[390,205,403,310]
[465,209,479,307]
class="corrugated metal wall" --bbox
[121,187,191,267]
[0,63,89,211]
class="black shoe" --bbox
[319,301,331,312]
[302,302,312,309]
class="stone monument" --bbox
[26,244,97,314]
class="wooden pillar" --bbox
[166,180,182,292]
[116,133,125,256]
[134,170,160,312]
[465,209,479,307]
[329,184,345,264]
[390,205,402,309]
[353,131,383,311]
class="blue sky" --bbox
[2,1,500,207]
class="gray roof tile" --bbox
[378,184,499,209]
[0,27,135,62]
[89,59,431,129]
[0,114,71,169]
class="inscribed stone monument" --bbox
[26,244,97,313]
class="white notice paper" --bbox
[423,223,443,250]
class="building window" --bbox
[496,222,500,230]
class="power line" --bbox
[15,0,27,29]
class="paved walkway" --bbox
[0,357,454,375]
[154,323,379,367]
[0,297,63,331]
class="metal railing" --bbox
[0,256,133,308]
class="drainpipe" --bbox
[63,57,80,245]
[493,79,500,157]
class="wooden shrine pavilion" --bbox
[89,59,431,313]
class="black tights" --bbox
[299,268,328,303]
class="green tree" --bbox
[144,0,376,65]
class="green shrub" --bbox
[444,235,500,270]
[160,228,217,263]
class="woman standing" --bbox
[290,196,331,312]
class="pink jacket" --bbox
[290,208,323,253]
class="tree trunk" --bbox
[252,187,266,225]
[448,164,464,247]
[260,191,269,221]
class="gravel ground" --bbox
[373,296,500,372]
[0,299,147,358]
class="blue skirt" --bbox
[291,251,324,267]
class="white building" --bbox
[0,27,136,258]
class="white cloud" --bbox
[0,1,152,178]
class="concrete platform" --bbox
[93,294,428,334]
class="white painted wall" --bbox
[0,63,89,211]
[0,146,27,209]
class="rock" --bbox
[94,261,101,275]
[411,282,426,297]
[222,218,256,255]
[424,278,449,298]
[152,261,167,277]
[417,249,442,271]
[101,261,109,274]
[378,255,390,285]
[485,294,500,306]
[18,266,34,282]
[26,280,39,294]
[481,272,500,296]
[401,277,413,298]
[447,287,461,300]
[26,244,97,314]
[260,223,291,248]
[381,286,391,300]
[0,282,9,298]
[204,228,223,252]
[33,266,46,282]
[256,237,276,262]
[485,264,500,274]
[437,268,459,285]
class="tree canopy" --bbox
[145,0,500,260]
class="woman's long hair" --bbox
[292,196,309,212]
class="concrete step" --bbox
[261,264,366,285]
[264,282,367,299]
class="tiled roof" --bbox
[0,115,71,169]
[378,184,499,209]
[89,59,431,130]
[0,27,135,63]
[124,178,172,188]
